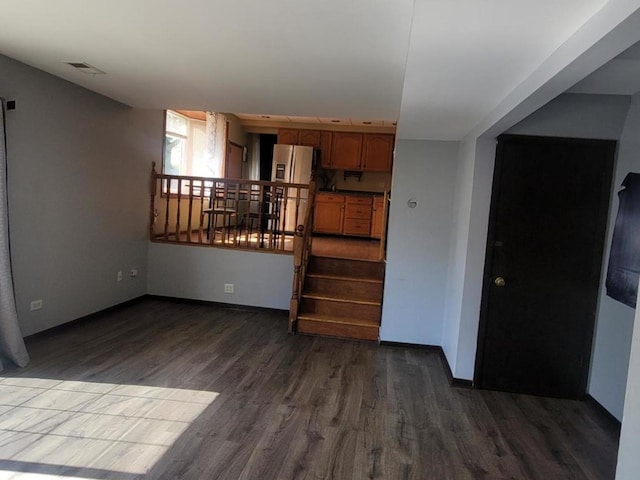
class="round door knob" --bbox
[494,276,506,287]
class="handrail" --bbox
[289,180,316,333]
[149,163,310,253]
[378,190,390,261]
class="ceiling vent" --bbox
[65,62,106,75]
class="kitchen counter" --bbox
[318,188,385,196]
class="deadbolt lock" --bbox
[494,276,506,287]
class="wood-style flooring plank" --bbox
[0,298,620,480]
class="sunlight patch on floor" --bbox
[0,377,219,478]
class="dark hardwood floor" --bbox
[0,298,619,479]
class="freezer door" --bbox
[291,146,313,186]
[284,146,314,232]
[272,145,294,182]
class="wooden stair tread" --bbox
[301,293,381,306]
[306,273,383,284]
[310,254,383,264]
[297,313,380,327]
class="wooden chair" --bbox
[204,185,237,245]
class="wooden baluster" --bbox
[268,184,274,249]
[233,182,240,246]
[258,184,265,249]
[222,181,229,245]
[379,191,389,261]
[164,178,171,241]
[198,180,205,244]
[186,180,194,243]
[241,183,248,248]
[150,162,157,240]
[281,186,288,249]
[210,182,218,245]
[293,186,302,252]
[175,178,182,241]
[289,225,305,333]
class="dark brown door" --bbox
[225,142,244,179]
[475,135,615,399]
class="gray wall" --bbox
[506,93,631,139]
[147,243,293,310]
[1,54,163,335]
[589,92,640,420]
[615,281,640,480]
[380,140,458,344]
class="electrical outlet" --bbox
[117,271,123,282]
[30,300,43,311]
[130,268,138,277]
[224,283,234,294]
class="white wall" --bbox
[442,137,476,374]
[147,243,293,310]
[615,277,640,480]
[442,137,496,379]
[590,92,640,420]
[227,113,248,146]
[0,54,163,336]
[380,140,458,345]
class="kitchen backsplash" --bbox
[318,169,391,192]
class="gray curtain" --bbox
[0,99,29,370]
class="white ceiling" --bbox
[0,0,612,140]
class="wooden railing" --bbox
[378,191,390,261]
[289,180,317,333]
[149,162,310,253]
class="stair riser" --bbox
[297,319,378,341]
[301,298,381,322]
[309,257,384,279]
[304,277,383,302]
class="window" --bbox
[164,111,188,175]
[163,110,227,177]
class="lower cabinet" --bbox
[370,196,385,239]
[343,196,372,236]
[314,193,378,237]
[313,194,345,234]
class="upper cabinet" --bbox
[277,128,299,145]
[277,127,394,172]
[330,132,394,172]
[319,131,333,168]
[299,130,321,149]
[362,134,394,172]
[330,132,363,170]
[278,128,321,148]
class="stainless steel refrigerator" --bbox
[271,144,314,233]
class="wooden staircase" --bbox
[295,255,385,341]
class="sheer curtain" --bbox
[205,112,227,177]
[0,99,29,370]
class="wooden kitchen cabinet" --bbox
[319,131,333,168]
[277,128,299,145]
[371,196,385,238]
[330,132,363,170]
[343,196,372,236]
[299,130,321,148]
[313,193,345,234]
[362,134,394,172]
